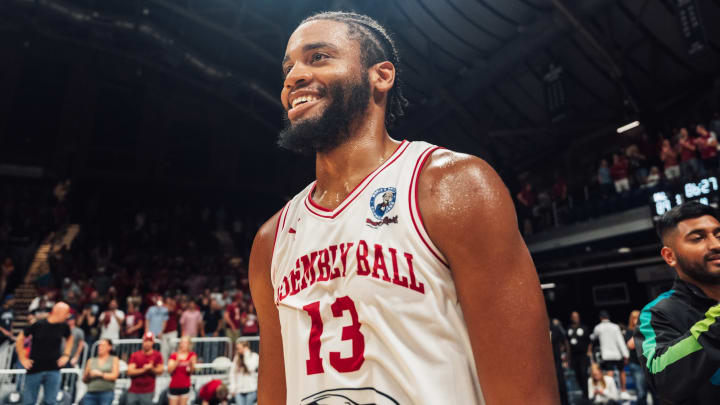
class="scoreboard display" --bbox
[651,176,719,218]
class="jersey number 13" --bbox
[303,296,365,375]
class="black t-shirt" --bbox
[550,322,566,368]
[204,310,222,335]
[624,329,639,365]
[25,319,70,374]
[0,307,13,344]
[567,324,591,354]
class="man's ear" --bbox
[370,61,395,96]
[660,246,677,267]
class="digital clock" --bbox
[652,176,719,217]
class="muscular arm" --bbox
[249,210,286,405]
[418,151,559,404]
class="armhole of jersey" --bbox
[270,202,291,294]
[409,146,450,269]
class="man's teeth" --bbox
[291,95,319,109]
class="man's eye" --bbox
[282,65,293,76]
[311,53,328,63]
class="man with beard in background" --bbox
[249,11,557,405]
[635,201,720,404]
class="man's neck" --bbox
[678,272,720,301]
[144,348,153,355]
[314,124,399,210]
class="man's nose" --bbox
[709,234,720,250]
[284,63,312,90]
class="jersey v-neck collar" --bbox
[303,140,410,219]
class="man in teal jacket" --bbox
[635,201,720,404]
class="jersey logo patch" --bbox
[367,187,398,228]
[301,387,399,405]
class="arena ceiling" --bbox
[3,0,720,177]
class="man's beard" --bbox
[676,252,720,285]
[277,71,370,155]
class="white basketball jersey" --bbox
[270,140,485,405]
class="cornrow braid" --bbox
[299,11,409,129]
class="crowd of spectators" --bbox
[516,112,720,235]
[551,309,654,405]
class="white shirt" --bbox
[229,351,259,394]
[591,320,629,361]
[99,309,125,340]
[588,375,619,403]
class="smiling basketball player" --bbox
[249,11,559,405]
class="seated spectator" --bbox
[126,288,143,311]
[81,339,119,405]
[168,336,196,405]
[240,304,258,336]
[1,258,14,296]
[678,128,700,178]
[196,380,228,405]
[610,154,630,193]
[0,295,15,367]
[695,124,718,172]
[28,290,55,316]
[644,166,661,188]
[626,144,647,185]
[588,363,619,404]
[597,159,614,196]
[551,173,567,204]
[229,341,258,405]
[660,139,680,181]
[515,182,536,236]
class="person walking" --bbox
[81,339,119,405]
[590,311,630,400]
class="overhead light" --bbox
[618,247,631,254]
[617,121,640,134]
[541,283,556,290]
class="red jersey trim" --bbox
[271,202,290,267]
[409,146,450,268]
[303,140,410,219]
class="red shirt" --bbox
[518,189,536,207]
[241,312,258,335]
[129,350,163,393]
[610,159,628,180]
[169,351,196,388]
[124,311,144,338]
[661,147,678,168]
[679,139,697,161]
[697,136,717,159]
[226,303,242,329]
[198,379,223,402]
[164,309,179,333]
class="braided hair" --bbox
[298,11,409,129]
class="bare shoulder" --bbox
[418,149,512,219]
[249,208,284,282]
